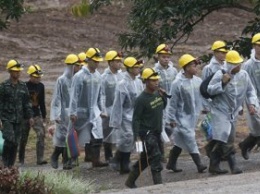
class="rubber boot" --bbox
[110,150,121,171]
[18,142,26,165]
[120,152,130,174]
[151,171,162,185]
[125,169,139,188]
[208,151,228,175]
[103,142,113,162]
[36,142,47,165]
[227,154,242,174]
[166,146,182,172]
[84,143,92,162]
[205,140,216,158]
[50,146,63,169]
[190,153,207,173]
[63,148,72,170]
[91,145,108,167]
[238,135,257,160]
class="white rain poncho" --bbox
[154,61,178,141]
[69,66,105,146]
[109,72,144,152]
[243,50,260,136]
[208,64,258,143]
[154,61,178,94]
[167,73,203,153]
[50,65,74,147]
[101,68,124,143]
[201,56,226,80]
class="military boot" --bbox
[227,154,242,174]
[208,151,228,175]
[190,153,207,173]
[51,146,63,169]
[36,142,47,165]
[166,146,182,172]
[125,169,139,188]
[151,171,162,185]
[238,135,257,160]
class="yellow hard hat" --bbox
[78,52,87,65]
[178,54,196,68]
[252,33,260,45]
[105,50,123,61]
[65,54,79,65]
[225,50,243,64]
[86,48,103,62]
[27,64,43,77]
[141,68,160,80]
[155,44,171,54]
[123,57,143,68]
[211,41,228,53]
[6,60,24,71]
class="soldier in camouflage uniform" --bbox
[0,60,33,167]
[19,64,47,165]
[125,68,166,188]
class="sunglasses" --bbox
[158,45,171,53]
[32,65,43,75]
[90,48,102,59]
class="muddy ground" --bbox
[1,1,259,193]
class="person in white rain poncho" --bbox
[166,54,207,173]
[201,40,228,157]
[239,33,260,160]
[69,47,108,168]
[207,50,257,175]
[50,54,80,170]
[101,50,124,162]
[154,43,178,162]
[201,41,228,80]
[109,57,144,174]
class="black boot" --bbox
[51,146,63,169]
[36,142,47,165]
[125,169,139,188]
[166,146,182,172]
[103,142,113,162]
[238,135,257,160]
[120,152,131,174]
[91,145,108,168]
[227,154,242,174]
[190,153,207,173]
[208,151,228,175]
[84,143,92,162]
[63,148,72,170]
[151,171,162,185]
[110,150,121,171]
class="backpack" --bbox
[200,69,226,99]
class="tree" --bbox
[84,0,260,60]
[0,0,25,30]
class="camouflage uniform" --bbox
[0,79,33,167]
[19,80,47,165]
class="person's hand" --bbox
[70,115,77,123]
[222,73,231,84]
[248,105,256,115]
[100,113,108,118]
[47,125,55,137]
[169,122,177,128]
[29,118,34,127]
